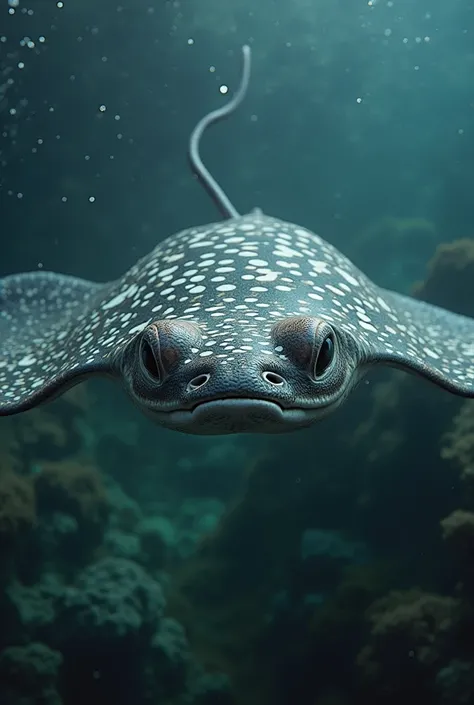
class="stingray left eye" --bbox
[314,334,335,378]
[140,338,161,382]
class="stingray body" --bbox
[2,46,474,435]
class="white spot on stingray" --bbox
[256,272,278,282]
[165,253,185,263]
[462,343,474,356]
[359,320,378,333]
[424,347,440,359]
[102,283,139,310]
[249,259,269,267]
[327,284,345,297]
[238,249,258,258]
[189,240,214,249]
[377,296,392,312]
[18,354,36,367]
[30,378,45,388]
[158,265,179,278]
[129,320,151,335]
[274,244,302,258]
[336,267,359,287]
[309,260,330,274]
[356,311,371,323]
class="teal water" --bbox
[1,1,474,704]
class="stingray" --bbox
[2,45,474,435]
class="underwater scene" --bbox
[2,0,474,704]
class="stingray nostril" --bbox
[262,371,286,387]
[186,373,211,392]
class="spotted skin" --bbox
[1,209,474,432]
[0,271,109,405]
[0,271,105,353]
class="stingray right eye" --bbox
[140,339,161,382]
[314,334,335,378]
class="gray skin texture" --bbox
[2,208,474,436]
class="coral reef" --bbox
[34,460,108,529]
[0,387,240,704]
[0,642,63,705]
[413,238,474,317]
[442,401,474,498]
[0,471,36,585]
[0,471,36,547]
[356,590,462,702]
[54,556,165,649]
[435,659,474,704]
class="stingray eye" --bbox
[140,339,161,382]
[314,334,335,378]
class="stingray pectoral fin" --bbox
[0,271,113,415]
[363,287,474,396]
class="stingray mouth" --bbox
[149,397,322,435]
[190,397,287,415]
[190,396,286,412]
